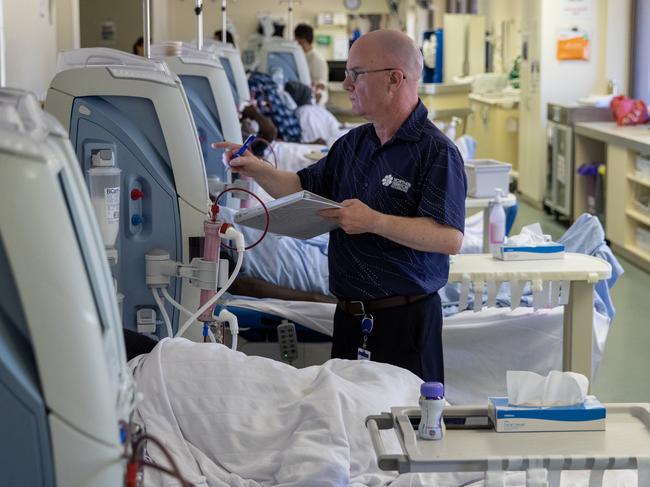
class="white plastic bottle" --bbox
[418,382,445,440]
[489,189,506,255]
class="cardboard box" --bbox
[488,396,606,433]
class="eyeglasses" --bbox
[344,67,405,83]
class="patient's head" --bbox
[284,81,313,107]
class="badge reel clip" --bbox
[357,314,374,361]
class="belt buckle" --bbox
[349,300,365,316]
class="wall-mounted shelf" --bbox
[626,173,650,189]
[626,208,650,227]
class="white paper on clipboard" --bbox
[234,190,342,239]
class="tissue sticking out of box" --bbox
[494,223,565,261]
[507,223,547,246]
[507,370,589,407]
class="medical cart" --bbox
[366,404,650,485]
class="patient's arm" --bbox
[230,276,336,304]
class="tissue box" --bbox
[488,396,606,432]
[493,243,565,261]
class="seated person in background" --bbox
[285,80,343,145]
[240,103,278,156]
[248,71,302,142]
[294,23,329,105]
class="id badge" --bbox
[357,347,371,361]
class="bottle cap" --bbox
[420,381,444,398]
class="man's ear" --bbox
[388,70,405,90]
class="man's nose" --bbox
[342,76,354,91]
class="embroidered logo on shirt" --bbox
[381,174,411,193]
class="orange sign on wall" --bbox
[556,30,590,61]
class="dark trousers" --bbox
[331,293,444,382]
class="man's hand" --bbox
[212,141,302,199]
[321,198,463,254]
[212,141,268,178]
[319,199,383,235]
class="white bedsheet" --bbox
[131,339,636,487]
[268,140,327,172]
[131,338,421,486]
[224,298,610,405]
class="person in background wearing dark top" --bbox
[214,29,467,382]
[132,36,144,56]
[214,30,235,45]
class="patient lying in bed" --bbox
[130,339,637,487]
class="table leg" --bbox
[563,281,595,388]
[482,208,490,253]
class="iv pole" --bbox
[195,0,203,50]
[221,0,227,44]
[143,0,151,58]
[0,0,6,87]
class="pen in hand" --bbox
[233,134,257,158]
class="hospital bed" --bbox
[130,338,644,487]
[216,202,618,404]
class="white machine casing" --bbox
[45,48,210,340]
[150,42,242,145]
[258,37,311,86]
[0,88,131,486]
[202,39,252,105]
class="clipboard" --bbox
[233,190,342,239]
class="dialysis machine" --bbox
[202,39,252,107]
[0,88,131,486]
[258,37,311,86]
[45,48,211,339]
[149,42,242,193]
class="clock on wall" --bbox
[343,0,361,11]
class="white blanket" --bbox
[132,338,422,486]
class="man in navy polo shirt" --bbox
[214,29,466,382]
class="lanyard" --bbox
[360,314,373,352]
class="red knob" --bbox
[130,188,144,200]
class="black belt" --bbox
[337,294,428,316]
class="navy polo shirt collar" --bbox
[368,99,428,146]
[392,99,428,142]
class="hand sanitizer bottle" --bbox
[418,382,445,440]
[489,189,506,256]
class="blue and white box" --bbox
[488,396,606,432]
[493,243,565,261]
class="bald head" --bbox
[351,30,423,83]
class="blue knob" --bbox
[131,214,144,226]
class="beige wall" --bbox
[160,0,389,49]
[79,0,142,53]
[4,0,58,99]
[478,0,522,73]
[56,0,81,52]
